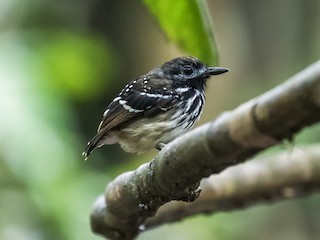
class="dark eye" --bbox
[181,65,194,76]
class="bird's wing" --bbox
[98,89,178,132]
[98,75,178,132]
[83,76,179,158]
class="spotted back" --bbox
[97,75,180,132]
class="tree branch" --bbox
[145,145,320,229]
[90,61,320,240]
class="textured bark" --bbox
[90,61,320,240]
[145,145,320,229]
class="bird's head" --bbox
[149,57,229,90]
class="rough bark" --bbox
[145,145,320,229]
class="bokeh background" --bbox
[1,0,320,239]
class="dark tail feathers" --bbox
[82,133,104,160]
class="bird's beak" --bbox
[206,67,229,76]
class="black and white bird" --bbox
[83,57,228,159]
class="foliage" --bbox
[143,0,217,64]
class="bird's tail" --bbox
[82,133,104,160]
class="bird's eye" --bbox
[181,65,194,76]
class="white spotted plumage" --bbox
[83,56,228,159]
[175,87,190,93]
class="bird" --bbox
[83,56,229,159]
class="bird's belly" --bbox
[116,106,202,153]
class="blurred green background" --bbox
[1,0,320,240]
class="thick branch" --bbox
[91,61,320,239]
[145,145,320,229]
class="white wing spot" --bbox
[113,96,121,102]
[119,99,127,105]
[176,87,190,93]
[122,103,143,113]
[119,98,143,113]
[140,92,171,99]
[161,95,171,99]
[103,109,109,117]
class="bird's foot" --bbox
[156,142,166,151]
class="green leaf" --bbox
[143,0,218,65]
